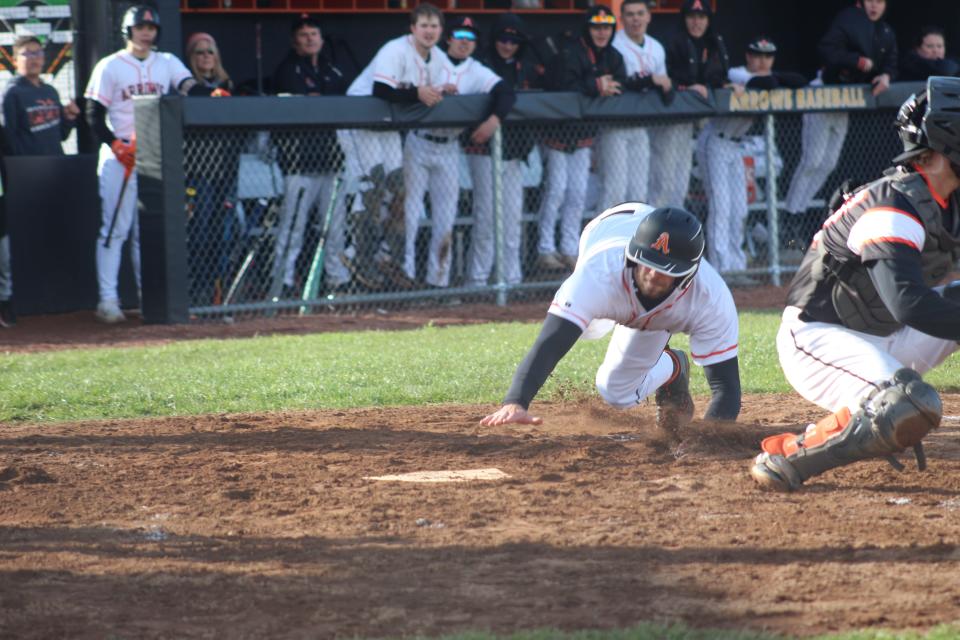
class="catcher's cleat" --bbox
[751,368,942,492]
[655,348,694,434]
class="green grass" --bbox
[2,310,960,424]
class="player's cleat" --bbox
[655,348,694,434]
[95,299,126,324]
[536,252,566,271]
[559,254,578,271]
[0,299,15,328]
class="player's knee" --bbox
[595,369,635,410]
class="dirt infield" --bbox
[2,285,960,638]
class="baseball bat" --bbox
[268,185,306,302]
[300,177,343,315]
[103,164,132,249]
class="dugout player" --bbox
[750,77,960,493]
[341,3,451,289]
[650,0,730,210]
[84,5,195,323]
[481,203,741,432]
[600,0,671,208]
[899,26,960,82]
[781,0,897,251]
[403,16,514,288]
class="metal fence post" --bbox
[491,125,506,307]
[764,113,782,287]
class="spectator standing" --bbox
[0,125,11,327]
[183,32,237,305]
[600,0,670,208]
[463,13,543,290]
[83,5,195,323]
[781,0,897,249]
[3,36,79,156]
[401,16,513,288]
[341,3,450,289]
[696,37,806,283]
[537,5,626,272]
[899,26,959,81]
[651,0,729,210]
[270,15,350,299]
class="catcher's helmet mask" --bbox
[122,5,162,44]
[893,76,960,167]
[625,206,705,290]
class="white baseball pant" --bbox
[0,234,11,300]
[595,324,678,409]
[647,122,694,208]
[697,132,748,273]
[273,173,349,289]
[339,128,403,216]
[96,144,140,305]
[465,154,524,287]
[403,133,461,287]
[777,304,958,413]
[784,112,849,215]
[537,146,591,258]
[600,126,650,207]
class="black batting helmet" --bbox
[121,5,161,43]
[626,207,704,289]
[893,76,960,166]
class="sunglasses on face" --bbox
[589,14,616,25]
[451,29,476,41]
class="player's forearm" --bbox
[85,99,116,146]
[870,256,960,341]
[372,81,419,103]
[702,356,741,420]
[503,314,582,409]
[489,81,516,121]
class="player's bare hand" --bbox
[63,100,80,120]
[871,73,890,96]
[652,74,672,93]
[688,83,709,99]
[418,85,444,107]
[599,75,621,97]
[730,83,746,96]
[859,57,874,73]
[480,403,543,427]
[471,115,500,144]
[441,83,459,96]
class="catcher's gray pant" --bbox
[403,133,461,287]
[595,324,677,409]
[697,131,748,273]
[465,154,523,287]
[599,126,650,207]
[647,122,694,208]
[777,304,958,413]
[0,234,11,300]
[96,145,140,304]
[537,146,591,258]
[784,112,849,215]
[273,173,349,289]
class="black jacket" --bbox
[818,5,897,85]
[272,48,347,173]
[665,28,730,90]
[899,50,960,82]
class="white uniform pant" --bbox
[96,144,140,304]
[595,324,677,409]
[600,126,650,207]
[338,129,403,186]
[777,305,958,413]
[784,112,849,215]
[537,146,591,258]
[647,122,694,208]
[698,133,748,273]
[0,234,11,300]
[465,154,524,287]
[403,134,461,287]
[273,173,349,288]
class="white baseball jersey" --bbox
[348,34,450,96]
[427,56,501,137]
[548,203,739,366]
[612,30,666,79]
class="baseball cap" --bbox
[447,16,479,39]
[291,13,322,35]
[681,0,713,17]
[586,6,617,26]
[497,26,523,44]
[747,36,777,55]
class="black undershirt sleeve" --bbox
[503,314,583,409]
[489,80,516,121]
[868,250,960,341]
[702,356,741,420]
[372,81,419,103]
[85,100,116,146]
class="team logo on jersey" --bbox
[650,232,670,254]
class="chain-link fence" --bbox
[178,102,903,319]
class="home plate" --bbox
[364,468,510,483]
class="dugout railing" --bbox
[133,82,921,323]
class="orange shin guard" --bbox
[760,407,852,456]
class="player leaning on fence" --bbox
[751,77,960,493]
[481,203,741,432]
